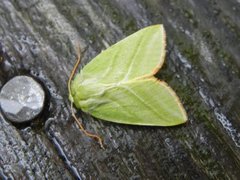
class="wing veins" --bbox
[121,33,145,82]
[120,83,167,121]
[100,45,122,80]
[104,94,145,121]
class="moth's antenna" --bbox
[68,44,104,149]
[68,45,81,95]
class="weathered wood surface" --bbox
[0,0,240,179]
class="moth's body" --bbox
[70,25,187,126]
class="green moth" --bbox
[70,25,187,126]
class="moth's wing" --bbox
[79,25,166,84]
[82,78,187,126]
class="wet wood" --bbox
[0,0,239,179]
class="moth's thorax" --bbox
[71,74,110,112]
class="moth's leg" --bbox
[68,45,104,149]
[70,103,104,149]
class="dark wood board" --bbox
[0,0,239,179]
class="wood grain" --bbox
[0,0,239,179]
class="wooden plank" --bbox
[0,0,239,179]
